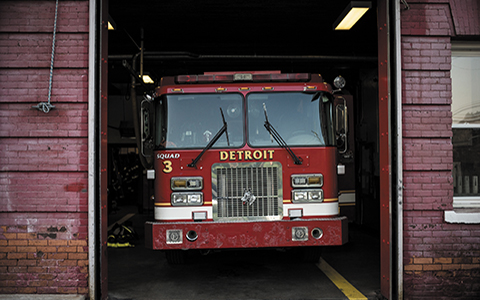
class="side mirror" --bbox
[335,98,348,154]
[141,98,154,158]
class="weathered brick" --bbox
[57,246,78,253]
[48,240,68,246]
[37,260,58,267]
[68,240,87,246]
[442,264,462,270]
[47,253,68,260]
[8,240,28,246]
[58,260,77,267]
[28,252,41,260]
[0,33,88,68]
[423,264,442,271]
[0,260,17,267]
[77,260,88,267]
[405,264,423,271]
[434,257,453,264]
[0,171,88,212]
[7,266,27,273]
[58,287,79,294]
[0,69,88,103]
[414,257,433,264]
[36,246,57,253]
[16,233,37,240]
[461,264,480,270]
[27,266,48,273]
[0,273,18,281]
[68,253,87,260]
[18,287,37,293]
[38,274,56,280]
[28,240,48,246]
[7,252,26,260]
[0,287,17,293]
[16,246,36,253]
[462,237,480,244]
[37,286,58,294]
[17,260,36,267]
[2,233,17,240]
[0,103,88,138]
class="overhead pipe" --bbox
[109,52,377,62]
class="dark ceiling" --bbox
[108,0,378,92]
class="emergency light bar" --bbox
[175,72,310,84]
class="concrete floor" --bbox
[107,207,381,300]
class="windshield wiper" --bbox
[263,103,302,165]
[188,108,230,168]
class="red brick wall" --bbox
[0,0,89,295]
[401,1,480,299]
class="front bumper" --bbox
[145,217,348,250]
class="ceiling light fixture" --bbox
[108,15,116,30]
[141,74,154,84]
[333,1,371,30]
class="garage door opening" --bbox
[98,0,394,299]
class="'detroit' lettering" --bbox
[220,150,274,161]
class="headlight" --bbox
[291,174,323,188]
[171,177,203,190]
[171,192,204,206]
[292,189,324,203]
[293,191,308,201]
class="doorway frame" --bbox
[87,1,402,299]
[88,0,109,299]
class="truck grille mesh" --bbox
[212,162,283,221]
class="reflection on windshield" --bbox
[248,92,334,147]
[156,94,244,149]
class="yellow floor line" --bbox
[317,257,368,300]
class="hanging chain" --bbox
[32,0,58,113]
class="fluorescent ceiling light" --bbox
[333,1,371,30]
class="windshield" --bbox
[156,92,334,149]
[248,92,335,147]
[156,93,244,149]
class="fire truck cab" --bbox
[143,71,349,264]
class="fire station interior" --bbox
[106,0,383,299]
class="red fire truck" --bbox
[143,71,349,264]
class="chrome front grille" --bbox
[212,162,283,221]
